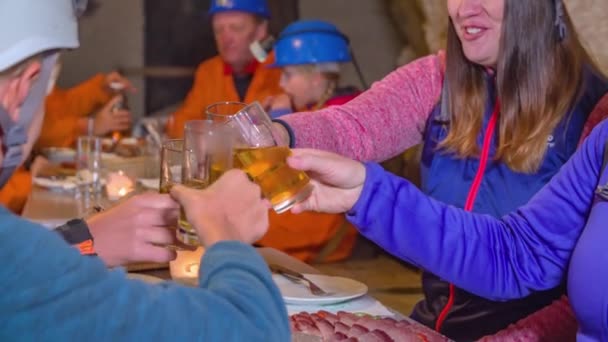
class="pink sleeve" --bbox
[281,53,445,162]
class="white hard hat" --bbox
[0,0,82,72]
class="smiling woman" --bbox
[271,0,608,340]
[447,0,504,67]
[443,0,587,174]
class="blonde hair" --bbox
[291,64,340,110]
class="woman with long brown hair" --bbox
[272,0,608,340]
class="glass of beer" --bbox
[159,139,183,194]
[206,101,312,214]
[177,120,233,246]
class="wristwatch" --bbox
[54,218,96,256]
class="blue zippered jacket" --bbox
[348,119,608,342]
[411,71,608,339]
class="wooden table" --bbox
[23,187,92,226]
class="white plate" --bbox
[42,147,76,163]
[127,273,164,284]
[33,176,78,191]
[272,274,368,305]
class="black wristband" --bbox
[55,219,96,255]
[272,118,296,148]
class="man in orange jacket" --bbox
[166,0,281,138]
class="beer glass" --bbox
[206,101,312,214]
[159,139,183,194]
[177,120,233,246]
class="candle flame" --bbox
[118,187,128,197]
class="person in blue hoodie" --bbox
[286,118,608,341]
[0,1,289,341]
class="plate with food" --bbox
[33,165,78,191]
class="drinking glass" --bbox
[75,136,102,195]
[207,101,312,214]
[177,120,233,246]
[159,139,183,194]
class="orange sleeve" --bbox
[257,211,357,263]
[36,99,82,149]
[49,74,113,117]
[0,167,33,214]
[166,63,211,139]
[37,74,113,149]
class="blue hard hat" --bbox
[270,20,352,68]
[208,0,270,19]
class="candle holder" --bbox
[169,247,205,286]
[105,170,135,201]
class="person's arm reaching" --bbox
[277,53,444,162]
[288,121,608,300]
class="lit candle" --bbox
[170,247,205,286]
[106,171,134,200]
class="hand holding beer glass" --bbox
[207,101,312,214]
[177,121,233,246]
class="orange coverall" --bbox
[166,55,282,138]
[37,73,113,149]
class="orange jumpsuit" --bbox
[0,168,32,214]
[256,91,362,263]
[166,55,282,138]
[37,74,113,149]
[0,75,112,214]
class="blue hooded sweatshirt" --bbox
[0,213,290,341]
